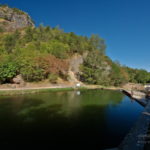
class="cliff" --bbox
[0,5,34,32]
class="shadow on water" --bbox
[0,89,144,149]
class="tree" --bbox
[0,60,19,83]
[80,50,111,85]
[134,69,150,84]
[89,34,106,54]
[3,31,20,53]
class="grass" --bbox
[0,87,88,96]
[0,84,119,96]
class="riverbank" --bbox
[0,82,145,96]
[0,84,121,96]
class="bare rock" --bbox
[12,75,25,85]
[69,54,84,74]
[0,5,34,32]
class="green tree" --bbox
[89,34,106,54]
[0,61,19,83]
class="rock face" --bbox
[68,53,86,84]
[0,5,34,32]
[69,54,84,74]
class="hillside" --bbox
[0,5,150,88]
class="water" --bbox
[0,89,144,149]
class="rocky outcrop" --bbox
[68,53,87,84]
[69,52,89,74]
[0,5,34,32]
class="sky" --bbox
[1,0,150,71]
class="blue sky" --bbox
[2,0,150,71]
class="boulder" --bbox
[12,75,25,85]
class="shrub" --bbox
[0,62,19,83]
[36,55,69,78]
[19,57,45,82]
[48,74,58,83]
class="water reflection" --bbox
[0,89,144,149]
[76,91,81,95]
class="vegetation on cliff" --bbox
[0,5,150,86]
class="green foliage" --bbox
[80,51,110,85]
[48,74,58,83]
[109,63,125,86]
[3,31,20,53]
[89,34,106,54]
[47,40,69,58]
[0,21,149,86]
[22,26,106,55]
[20,66,44,82]
[20,60,44,82]
[0,58,19,83]
[123,67,150,84]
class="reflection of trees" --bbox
[0,90,125,148]
[0,90,124,124]
[79,90,124,106]
[17,91,83,121]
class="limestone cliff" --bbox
[0,5,34,32]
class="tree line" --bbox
[0,25,150,86]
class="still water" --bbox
[0,89,144,149]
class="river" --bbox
[0,89,144,149]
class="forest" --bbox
[0,25,150,86]
[0,5,150,86]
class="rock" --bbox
[0,5,34,32]
[12,75,25,85]
[68,71,81,83]
[68,54,86,84]
[69,54,84,74]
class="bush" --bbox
[19,57,45,82]
[36,55,69,78]
[48,74,58,83]
[0,62,19,83]
[79,51,111,85]
[20,65,44,82]
[41,40,70,59]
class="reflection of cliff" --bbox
[61,91,82,116]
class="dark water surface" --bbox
[0,89,144,149]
